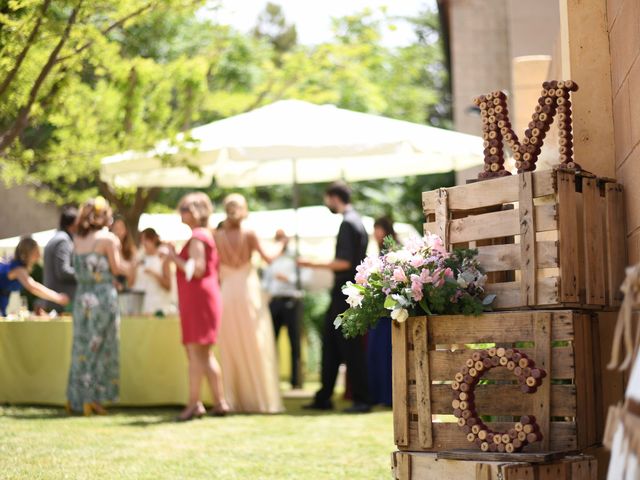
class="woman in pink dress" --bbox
[164,192,229,420]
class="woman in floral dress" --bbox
[66,197,132,416]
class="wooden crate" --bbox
[392,311,601,453]
[391,451,598,480]
[422,169,626,310]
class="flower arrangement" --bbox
[335,234,495,338]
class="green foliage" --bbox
[0,2,451,234]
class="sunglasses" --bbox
[179,206,191,213]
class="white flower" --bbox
[333,316,343,329]
[391,307,409,323]
[80,293,99,310]
[343,282,364,308]
[457,276,468,288]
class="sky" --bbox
[205,0,435,47]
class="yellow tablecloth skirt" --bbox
[0,316,301,406]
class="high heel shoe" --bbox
[176,403,206,422]
[210,402,231,417]
[82,403,93,417]
[89,402,108,415]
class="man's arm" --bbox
[53,239,76,282]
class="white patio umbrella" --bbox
[100,99,483,188]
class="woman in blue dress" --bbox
[66,197,132,416]
[0,236,69,316]
[366,216,398,407]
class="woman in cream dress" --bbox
[214,194,284,413]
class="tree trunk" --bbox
[123,66,138,134]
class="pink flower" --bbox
[393,268,407,283]
[419,268,432,283]
[444,267,454,279]
[410,255,425,268]
[410,274,424,301]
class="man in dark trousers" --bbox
[41,206,78,312]
[299,181,370,413]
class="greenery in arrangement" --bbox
[336,234,496,338]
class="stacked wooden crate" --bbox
[390,169,626,479]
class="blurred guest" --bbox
[67,197,132,416]
[214,193,284,413]
[0,237,70,316]
[299,181,370,413]
[133,228,173,315]
[41,206,78,312]
[367,216,398,407]
[110,216,137,289]
[262,229,303,389]
[164,192,229,420]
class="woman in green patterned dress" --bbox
[66,197,132,416]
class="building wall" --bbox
[447,0,559,136]
[608,0,640,264]
[0,184,59,239]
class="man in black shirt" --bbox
[299,181,370,413]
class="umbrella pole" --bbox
[292,157,303,388]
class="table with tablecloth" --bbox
[0,316,304,406]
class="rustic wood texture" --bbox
[412,318,433,448]
[395,312,605,454]
[392,319,409,447]
[532,313,552,451]
[604,183,626,306]
[422,170,555,212]
[519,172,538,306]
[391,451,597,480]
[422,169,625,309]
[436,450,570,463]
[556,171,580,303]
[582,178,606,305]
[435,189,449,247]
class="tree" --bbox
[252,3,297,56]
[0,1,220,236]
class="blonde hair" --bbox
[178,192,213,227]
[76,196,113,237]
[223,193,248,218]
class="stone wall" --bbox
[608,0,640,264]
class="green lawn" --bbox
[0,395,393,480]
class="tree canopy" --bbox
[0,2,452,234]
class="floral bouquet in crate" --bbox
[335,233,495,338]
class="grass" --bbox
[0,394,394,480]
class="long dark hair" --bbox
[374,216,398,250]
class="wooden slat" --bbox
[438,450,569,463]
[581,313,597,446]
[425,204,557,245]
[392,451,411,480]
[434,189,449,247]
[503,464,537,479]
[605,183,627,306]
[476,241,558,273]
[403,421,577,452]
[540,463,569,480]
[412,317,433,448]
[422,170,556,212]
[573,313,588,449]
[426,311,575,344]
[582,178,606,305]
[556,170,580,302]
[412,384,576,417]
[484,277,559,309]
[532,313,552,451]
[392,319,409,447]
[519,172,538,305]
[425,347,575,381]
